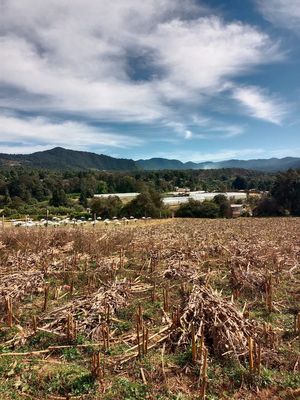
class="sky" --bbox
[0,0,300,162]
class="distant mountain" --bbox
[137,157,300,172]
[135,158,186,170]
[0,147,137,171]
[0,147,299,172]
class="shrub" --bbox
[175,199,220,218]
[90,196,123,219]
[122,190,162,218]
[253,197,285,217]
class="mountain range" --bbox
[0,147,299,172]
[137,157,300,171]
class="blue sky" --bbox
[0,0,300,161]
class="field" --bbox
[0,218,299,400]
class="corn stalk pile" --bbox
[41,281,129,339]
[163,260,199,281]
[176,284,260,361]
[0,270,45,303]
[230,264,265,293]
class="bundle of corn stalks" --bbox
[0,270,45,302]
[42,281,129,339]
[176,284,260,361]
[5,249,53,269]
[230,265,265,293]
[163,261,198,281]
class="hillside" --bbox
[0,147,137,171]
[137,156,300,171]
[0,147,299,171]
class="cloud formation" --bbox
[0,113,142,154]
[232,86,287,125]
[256,0,300,33]
[0,0,289,154]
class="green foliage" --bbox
[232,175,248,190]
[90,195,123,218]
[97,180,108,193]
[50,187,69,207]
[29,364,95,396]
[113,320,133,333]
[175,199,220,218]
[253,197,285,217]
[213,194,232,218]
[271,169,300,216]
[103,377,148,400]
[254,169,300,217]
[0,164,276,219]
[27,331,60,349]
[122,190,163,218]
[79,189,88,208]
[62,348,81,361]
[172,347,193,367]
[280,372,300,389]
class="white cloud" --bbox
[0,0,285,144]
[232,86,287,124]
[151,17,281,94]
[0,113,142,153]
[256,0,300,33]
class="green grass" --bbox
[104,377,148,400]
[27,363,96,396]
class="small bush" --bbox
[175,199,220,218]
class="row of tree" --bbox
[0,166,298,219]
[0,167,274,210]
[175,194,233,219]
[90,189,168,219]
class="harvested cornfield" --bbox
[0,218,299,399]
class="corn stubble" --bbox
[0,218,299,399]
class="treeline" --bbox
[175,170,300,218]
[175,194,233,219]
[90,189,168,219]
[0,167,273,202]
[254,169,300,217]
[0,166,297,219]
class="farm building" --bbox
[230,204,244,218]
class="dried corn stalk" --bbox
[42,281,128,339]
[177,284,260,361]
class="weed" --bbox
[104,377,148,400]
[28,363,96,396]
[62,347,81,361]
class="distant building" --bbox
[94,192,140,199]
[175,187,190,196]
[230,204,244,218]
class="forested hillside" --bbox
[0,147,137,171]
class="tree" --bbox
[122,190,162,218]
[198,201,220,218]
[232,176,247,190]
[96,180,108,194]
[50,188,69,207]
[90,196,122,219]
[79,189,88,208]
[253,197,285,217]
[271,169,300,216]
[3,188,11,206]
[213,194,231,218]
[175,199,220,218]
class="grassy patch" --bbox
[104,377,148,400]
